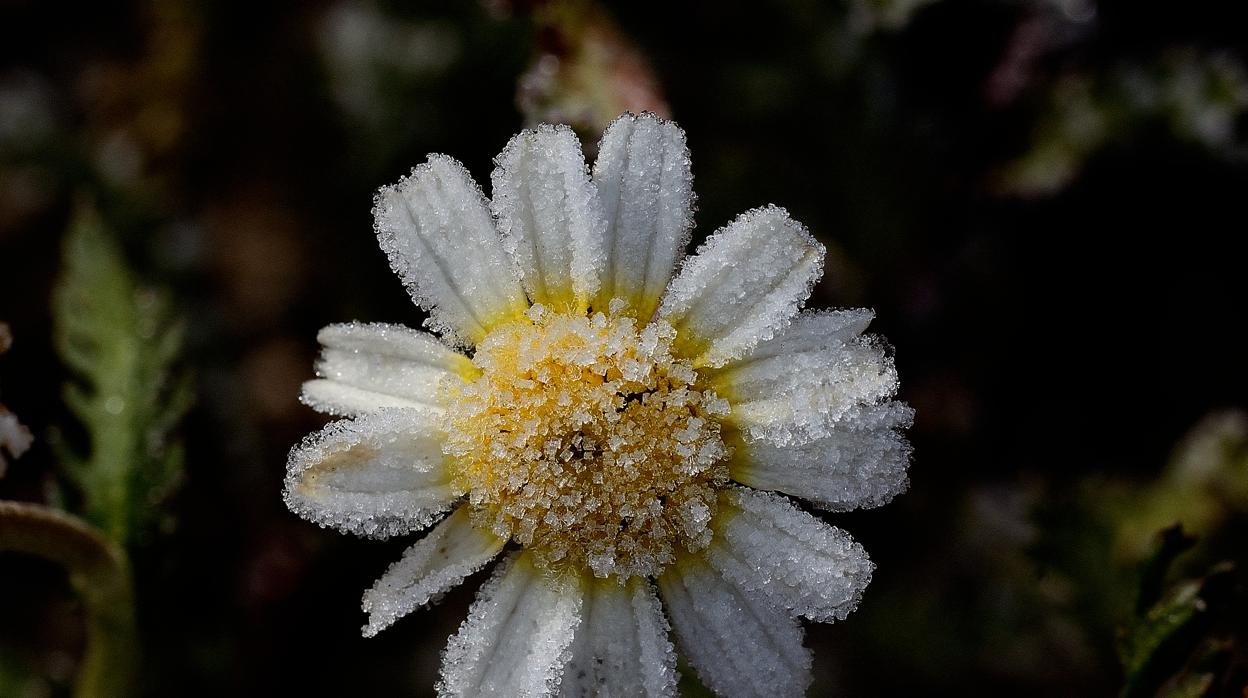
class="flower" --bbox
[283,113,912,697]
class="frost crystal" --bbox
[593,113,695,320]
[362,506,505,637]
[284,408,460,539]
[659,205,824,368]
[283,113,912,698]
[302,321,475,416]
[658,555,813,698]
[492,124,607,312]
[443,305,730,579]
[374,155,529,346]
[439,554,582,697]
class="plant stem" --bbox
[0,500,137,698]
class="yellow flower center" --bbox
[443,304,731,579]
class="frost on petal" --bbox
[706,309,912,509]
[559,577,677,698]
[730,401,913,511]
[439,553,582,698]
[724,309,875,366]
[658,205,823,368]
[374,155,529,346]
[657,555,811,698]
[362,506,505,637]
[283,408,460,539]
[707,488,874,623]
[492,124,606,313]
[301,322,476,416]
[709,315,901,447]
[592,112,694,321]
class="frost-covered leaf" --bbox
[51,205,192,545]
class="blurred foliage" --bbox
[516,0,668,141]
[1000,49,1248,196]
[1118,528,1243,698]
[861,411,1248,695]
[0,322,34,476]
[1114,411,1248,563]
[50,203,191,547]
[1,203,190,697]
[0,500,136,698]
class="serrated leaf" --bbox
[51,203,192,546]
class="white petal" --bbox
[560,578,677,698]
[374,155,529,346]
[710,327,899,448]
[300,380,429,416]
[301,322,475,416]
[439,554,582,698]
[283,408,460,539]
[592,113,694,320]
[658,205,823,368]
[492,124,606,313]
[725,309,875,366]
[707,488,874,623]
[730,401,912,511]
[657,555,811,698]
[362,507,505,637]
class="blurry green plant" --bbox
[861,412,1248,694]
[1035,412,1248,696]
[1118,527,1241,698]
[517,0,668,140]
[999,50,1248,197]
[0,500,136,698]
[51,203,192,546]
[0,202,191,698]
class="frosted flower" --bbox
[284,113,912,697]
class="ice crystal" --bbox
[443,305,729,579]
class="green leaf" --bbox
[51,202,192,546]
[1119,579,1204,696]
[1135,525,1196,615]
[1118,529,1237,698]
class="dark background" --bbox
[2,0,1246,695]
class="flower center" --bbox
[443,304,731,579]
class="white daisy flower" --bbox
[284,113,912,698]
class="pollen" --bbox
[443,303,732,579]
